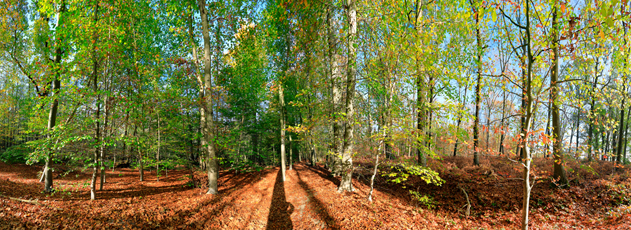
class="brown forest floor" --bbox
[1,157,631,229]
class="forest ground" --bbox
[1,156,631,229]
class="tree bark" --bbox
[623,104,631,162]
[328,1,343,176]
[198,0,218,194]
[289,135,293,170]
[616,22,628,163]
[588,59,600,161]
[279,80,287,181]
[43,0,66,193]
[551,0,568,185]
[338,0,357,193]
[415,0,427,167]
[472,0,482,166]
[454,82,468,156]
[157,112,161,181]
[498,87,507,155]
[89,1,100,201]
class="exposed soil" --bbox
[1,157,630,229]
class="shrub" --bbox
[0,144,33,163]
[410,190,437,209]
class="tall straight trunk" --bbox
[499,88,507,155]
[605,131,612,159]
[588,59,600,161]
[485,102,491,153]
[551,0,568,185]
[576,107,581,156]
[198,0,218,194]
[426,76,435,155]
[568,110,576,156]
[385,75,394,160]
[472,0,482,166]
[518,77,526,159]
[289,135,293,170]
[596,129,609,160]
[415,0,426,166]
[521,2,536,228]
[279,80,287,181]
[157,113,161,181]
[118,112,129,172]
[89,1,100,201]
[616,22,628,163]
[100,95,109,190]
[43,0,66,193]
[623,104,631,162]
[328,2,343,175]
[138,138,144,181]
[454,83,468,156]
[338,0,357,193]
[544,102,551,157]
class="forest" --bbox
[1,0,631,229]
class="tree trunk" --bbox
[454,83,468,156]
[499,88,507,155]
[576,106,581,157]
[198,0,218,194]
[415,0,426,167]
[279,80,287,181]
[289,135,293,170]
[616,23,628,163]
[551,0,568,185]
[338,0,357,193]
[157,113,161,181]
[89,1,100,201]
[100,95,109,191]
[328,2,343,176]
[623,104,630,162]
[588,59,600,161]
[521,2,535,228]
[472,0,482,166]
[43,0,66,193]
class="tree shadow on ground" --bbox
[266,169,294,229]
[294,164,339,229]
[181,168,275,228]
[303,164,340,186]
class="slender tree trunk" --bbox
[157,113,161,181]
[499,88,507,155]
[454,84,468,156]
[198,0,218,194]
[100,95,109,191]
[623,104,630,162]
[328,2,343,176]
[426,76,435,156]
[551,0,568,185]
[279,80,287,181]
[414,0,426,167]
[472,0,482,166]
[338,0,357,193]
[544,102,551,157]
[485,102,491,153]
[588,59,600,162]
[289,135,293,171]
[521,2,536,228]
[576,106,581,157]
[616,22,628,163]
[43,0,66,193]
[89,1,100,201]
